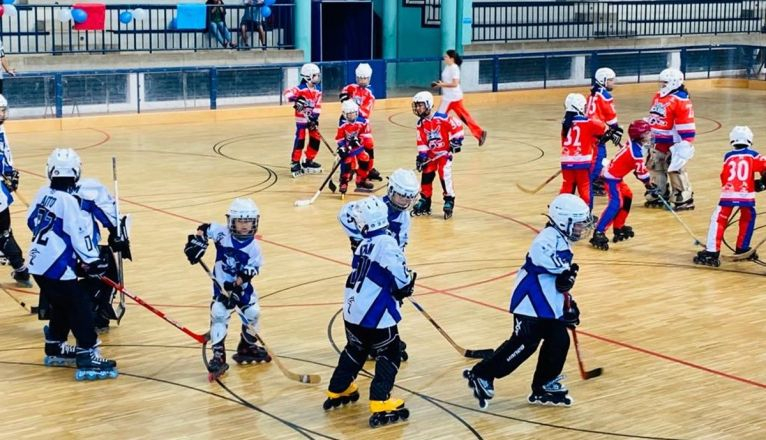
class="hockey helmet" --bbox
[387,168,419,211]
[628,119,652,143]
[0,94,7,124]
[46,148,81,181]
[729,125,753,148]
[352,196,389,236]
[412,91,434,118]
[300,63,321,84]
[547,194,592,242]
[594,67,616,90]
[227,198,260,239]
[355,63,372,87]
[341,99,359,122]
[564,93,586,115]
[659,68,684,97]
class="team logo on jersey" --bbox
[222,254,240,274]
[426,128,444,150]
[354,96,363,107]
[650,102,667,117]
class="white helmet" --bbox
[46,148,81,180]
[0,94,7,124]
[412,91,434,118]
[300,63,321,84]
[564,93,587,114]
[341,99,359,122]
[547,194,592,242]
[226,197,260,239]
[387,168,419,211]
[352,196,389,236]
[594,67,616,89]
[659,68,684,97]
[355,63,372,87]
[0,94,7,109]
[729,125,753,148]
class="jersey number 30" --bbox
[726,159,750,183]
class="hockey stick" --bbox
[722,235,766,262]
[0,284,36,314]
[112,157,127,324]
[565,293,602,380]
[3,176,30,207]
[313,129,338,193]
[654,192,705,248]
[99,276,209,344]
[407,295,494,359]
[516,170,562,195]
[198,260,321,384]
[294,157,342,207]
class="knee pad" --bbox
[622,196,632,213]
[209,301,232,345]
[421,171,436,185]
[365,146,374,160]
[669,170,693,203]
[240,302,261,333]
[668,141,694,173]
[308,137,320,152]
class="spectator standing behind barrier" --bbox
[239,0,266,50]
[207,0,237,49]
[0,40,17,94]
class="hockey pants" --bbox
[596,178,632,233]
[706,205,756,252]
[34,275,98,350]
[421,154,454,199]
[560,168,591,208]
[291,123,321,163]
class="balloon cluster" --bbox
[262,0,276,18]
[53,6,150,24]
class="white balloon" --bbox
[5,5,17,17]
[132,8,147,22]
[57,8,72,22]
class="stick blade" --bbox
[583,367,603,380]
[465,348,495,359]
[294,199,312,207]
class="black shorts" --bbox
[240,19,263,31]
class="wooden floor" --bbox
[1,80,765,440]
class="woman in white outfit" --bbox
[433,49,487,146]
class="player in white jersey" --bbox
[0,94,32,288]
[184,198,270,381]
[463,194,590,409]
[324,196,416,428]
[28,149,117,380]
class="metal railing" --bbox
[0,3,294,54]
[472,1,765,42]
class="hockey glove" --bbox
[307,114,319,131]
[238,266,258,284]
[348,136,361,148]
[756,176,766,193]
[349,237,361,253]
[337,145,350,159]
[555,263,579,293]
[293,96,308,112]
[3,170,19,192]
[221,282,242,309]
[562,298,580,329]
[108,227,132,259]
[392,271,417,302]
[450,140,462,154]
[339,92,350,102]
[80,257,109,278]
[184,234,208,264]
[416,154,428,172]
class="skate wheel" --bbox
[399,408,410,420]
[350,391,360,402]
[369,415,381,428]
[380,416,390,426]
[713,261,720,267]
[322,399,333,410]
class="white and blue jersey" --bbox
[74,178,118,244]
[26,187,100,280]
[204,223,262,303]
[509,226,573,320]
[343,231,412,329]
[338,197,411,250]
[0,125,15,211]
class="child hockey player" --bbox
[410,91,464,220]
[284,63,323,177]
[335,99,374,194]
[340,63,382,182]
[184,198,270,381]
[590,120,656,250]
[29,148,116,380]
[694,126,766,267]
[463,194,590,409]
[587,68,623,197]
[338,169,420,360]
[324,196,416,428]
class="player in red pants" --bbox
[335,100,374,195]
[590,120,655,250]
[340,63,382,183]
[284,63,323,177]
[694,126,766,267]
[410,91,464,220]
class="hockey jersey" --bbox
[586,86,618,126]
[338,197,411,250]
[0,125,15,211]
[560,116,607,170]
[343,230,412,329]
[75,178,118,244]
[648,89,696,154]
[416,112,464,158]
[284,82,322,123]
[717,148,766,207]
[204,223,263,301]
[509,226,573,320]
[341,83,375,119]
[603,140,649,182]
[335,115,374,154]
[26,187,100,280]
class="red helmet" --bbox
[628,119,651,141]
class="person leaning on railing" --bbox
[0,40,17,94]
[207,0,237,49]
[239,0,266,50]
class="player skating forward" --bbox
[325,196,416,428]
[463,194,590,409]
[184,198,270,381]
[285,63,323,177]
[340,63,382,182]
[694,126,766,267]
[410,91,464,219]
[335,100,374,194]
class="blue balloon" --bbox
[264,0,276,6]
[71,8,88,24]
[168,18,177,30]
[119,11,133,24]
[261,5,272,18]
[2,0,15,4]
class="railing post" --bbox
[680,48,687,75]
[54,73,63,118]
[209,67,218,110]
[492,56,499,92]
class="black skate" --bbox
[43,325,77,367]
[590,231,609,251]
[207,343,229,382]
[411,196,431,217]
[528,376,573,407]
[302,159,322,174]
[232,340,271,364]
[323,382,360,410]
[673,199,695,211]
[693,250,720,267]
[612,226,635,243]
[463,368,495,410]
[12,267,32,288]
[644,199,665,209]
[355,180,374,192]
[290,161,302,178]
[735,247,759,261]
[443,196,455,220]
[367,168,383,182]
[74,347,118,381]
[479,130,487,147]
[369,398,410,428]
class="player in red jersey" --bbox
[410,91,464,220]
[335,100,374,195]
[586,67,623,197]
[693,126,766,267]
[339,63,382,182]
[284,63,323,177]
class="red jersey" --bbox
[648,89,695,153]
[284,82,322,123]
[560,116,607,170]
[586,87,618,126]
[718,148,766,207]
[335,116,373,149]
[416,113,464,158]
[341,83,375,119]
[603,141,649,182]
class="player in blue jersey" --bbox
[463,194,590,408]
[184,198,270,381]
[28,148,117,380]
[325,196,416,428]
